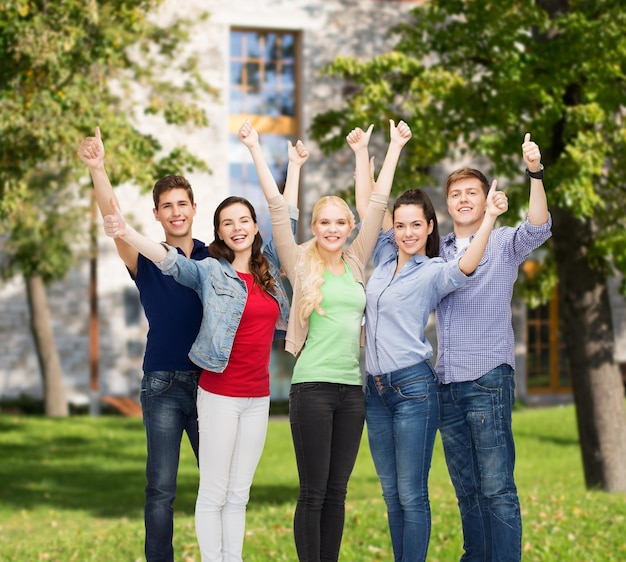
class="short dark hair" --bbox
[152,175,194,208]
[445,168,490,198]
[392,189,440,258]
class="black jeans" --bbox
[289,382,365,562]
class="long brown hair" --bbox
[208,196,275,294]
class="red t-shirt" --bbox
[199,272,279,397]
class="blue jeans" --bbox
[141,370,200,562]
[289,382,365,562]
[365,361,439,562]
[437,365,521,562]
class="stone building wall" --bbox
[0,0,421,405]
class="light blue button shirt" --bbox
[365,229,468,376]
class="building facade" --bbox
[1,0,623,408]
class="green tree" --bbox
[310,0,626,492]
[0,1,215,416]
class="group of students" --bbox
[78,119,550,562]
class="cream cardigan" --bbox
[267,192,389,356]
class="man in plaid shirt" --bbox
[435,133,551,562]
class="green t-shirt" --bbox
[292,262,365,385]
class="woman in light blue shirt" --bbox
[356,175,508,561]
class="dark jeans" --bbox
[141,370,200,562]
[289,382,365,562]
[438,365,521,562]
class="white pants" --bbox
[195,389,270,562]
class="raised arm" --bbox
[458,180,508,275]
[77,126,139,275]
[239,120,300,275]
[355,156,395,231]
[374,119,412,198]
[103,199,168,264]
[353,156,377,222]
[262,139,308,268]
[349,120,410,229]
[347,124,375,221]
[238,120,281,201]
[522,132,549,226]
[284,139,309,208]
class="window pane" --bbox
[245,32,260,58]
[229,29,297,119]
[230,31,244,57]
[230,61,243,86]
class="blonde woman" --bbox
[239,119,411,562]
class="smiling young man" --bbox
[435,133,551,562]
[79,128,209,562]
[79,126,301,561]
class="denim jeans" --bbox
[289,382,365,562]
[365,361,439,562]
[195,390,270,562]
[437,365,521,562]
[141,370,200,562]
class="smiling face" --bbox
[446,177,488,236]
[216,202,259,256]
[311,197,355,256]
[153,187,197,240]
[393,204,434,260]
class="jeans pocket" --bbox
[396,377,429,401]
[472,364,512,392]
[291,382,321,394]
[142,371,174,397]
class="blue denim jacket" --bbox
[157,246,290,373]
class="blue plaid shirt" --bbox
[435,216,552,384]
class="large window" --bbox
[230,30,297,118]
[229,29,299,242]
[229,29,300,400]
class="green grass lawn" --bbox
[0,405,624,561]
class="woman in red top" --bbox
[103,149,306,562]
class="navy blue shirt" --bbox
[133,238,210,372]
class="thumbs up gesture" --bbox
[77,126,105,168]
[103,198,127,238]
[522,132,542,172]
[346,124,374,153]
[486,179,508,218]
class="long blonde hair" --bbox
[298,196,356,322]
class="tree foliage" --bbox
[0,0,216,279]
[0,1,216,416]
[310,0,626,491]
[312,0,626,295]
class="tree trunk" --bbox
[551,206,626,491]
[25,274,69,417]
